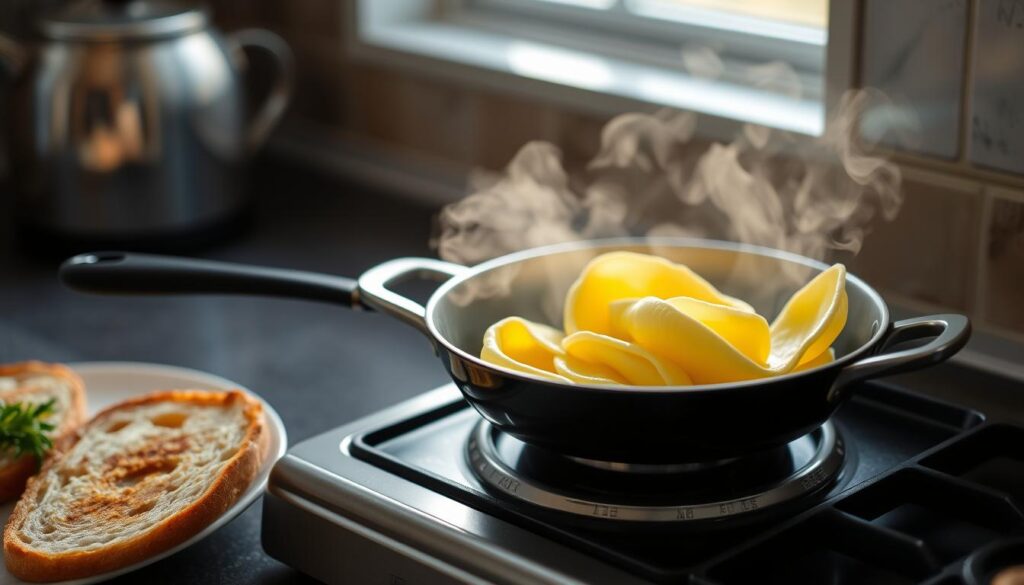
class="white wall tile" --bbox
[969,0,1024,173]
[860,0,967,159]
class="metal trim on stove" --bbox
[466,420,845,523]
[565,455,739,474]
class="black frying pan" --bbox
[59,238,970,464]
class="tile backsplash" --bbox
[860,0,967,159]
[969,0,1024,173]
[984,190,1024,332]
[851,172,983,311]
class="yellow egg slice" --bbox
[616,297,773,384]
[564,251,753,336]
[480,317,571,383]
[554,355,627,385]
[666,297,772,364]
[562,331,693,386]
[615,265,848,384]
[610,297,770,364]
[768,264,848,371]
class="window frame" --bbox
[466,0,827,74]
[348,0,854,138]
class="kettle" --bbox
[0,0,292,251]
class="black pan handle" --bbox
[60,252,358,307]
[829,314,971,401]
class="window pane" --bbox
[631,0,827,29]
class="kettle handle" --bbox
[228,29,294,152]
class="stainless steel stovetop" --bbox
[262,376,1024,584]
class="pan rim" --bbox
[424,236,891,395]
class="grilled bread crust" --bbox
[3,389,267,582]
[0,362,87,503]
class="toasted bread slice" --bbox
[4,389,267,582]
[0,362,87,503]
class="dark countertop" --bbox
[1,157,1022,584]
[0,158,451,584]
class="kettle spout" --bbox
[0,34,26,75]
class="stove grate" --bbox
[345,382,1018,584]
[701,424,1024,585]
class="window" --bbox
[470,0,827,71]
[353,0,835,136]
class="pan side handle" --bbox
[357,258,468,336]
[829,314,971,401]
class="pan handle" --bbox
[59,252,359,306]
[829,314,971,401]
[357,258,468,336]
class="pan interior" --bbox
[429,241,885,369]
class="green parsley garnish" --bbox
[0,399,56,466]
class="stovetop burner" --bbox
[262,376,1024,585]
[466,419,845,524]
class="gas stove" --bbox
[262,371,1024,584]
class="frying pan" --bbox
[59,238,970,464]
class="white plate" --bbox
[0,362,287,585]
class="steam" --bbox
[436,86,901,266]
[434,74,902,316]
[434,142,585,266]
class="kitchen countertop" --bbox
[1,157,1022,584]
[0,157,451,584]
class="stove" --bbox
[262,373,1024,584]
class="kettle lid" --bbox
[40,0,208,41]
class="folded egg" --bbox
[480,252,848,388]
[564,251,753,336]
[614,265,848,384]
[562,331,693,386]
[611,296,770,365]
[480,317,570,383]
[614,297,771,384]
[768,264,848,370]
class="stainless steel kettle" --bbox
[0,0,292,250]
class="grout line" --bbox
[990,184,1024,204]
[887,149,1024,191]
[899,164,982,194]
